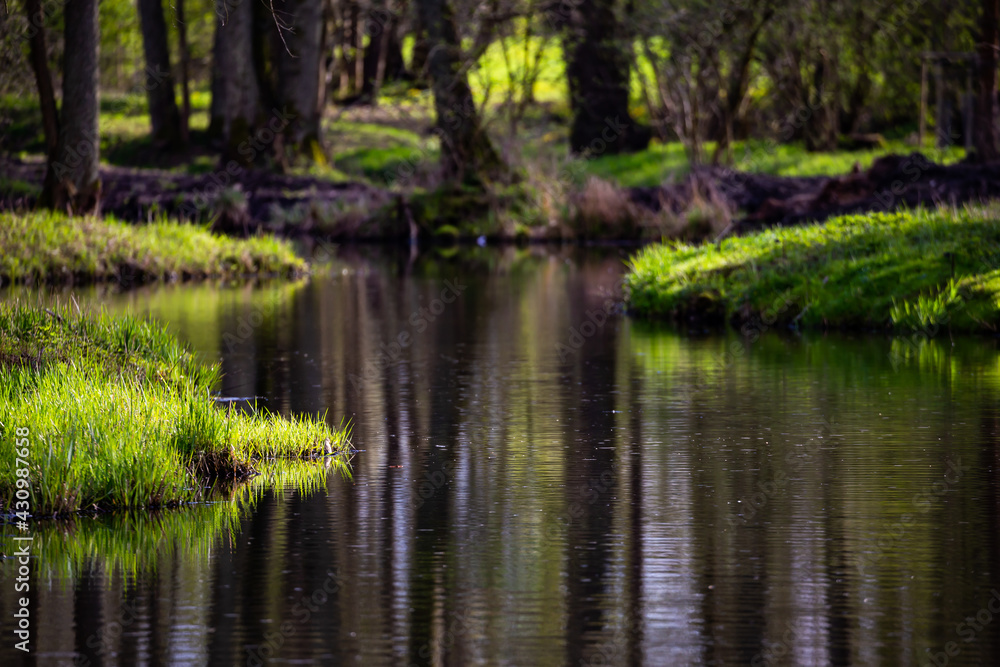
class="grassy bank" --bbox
[0,210,305,285]
[0,302,350,516]
[625,206,1000,332]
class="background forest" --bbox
[0,0,996,240]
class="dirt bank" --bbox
[629,153,1000,234]
[0,156,401,239]
[4,152,1000,242]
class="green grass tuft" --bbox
[0,302,351,516]
[0,210,307,285]
[625,205,1000,332]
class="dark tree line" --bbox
[9,0,1000,215]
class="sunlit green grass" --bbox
[0,302,351,516]
[323,120,436,184]
[587,139,968,188]
[585,141,692,187]
[625,205,1000,331]
[0,210,306,284]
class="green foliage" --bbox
[470,28,568,108]
[625,205,1000,332]
[0,210,306,284]
[0,302,351,516]
[890,280,964,331]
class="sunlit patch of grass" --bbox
[734,140,966,178]
[625,205,1000,332]
[336,145,434,185]
[582,140,968,188]
[324,120,437,185]
[0,209,306,285]
[0,302,351,516]
[584,141,692,187]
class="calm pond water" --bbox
[2,244,1000,666]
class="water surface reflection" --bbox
[2,245,999,666]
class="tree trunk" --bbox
[973,0,999,162]
[712,8,773,163]
[272,0,326,161]
[24,0,60,162]
[803,51,839,152]
[414,0,507,185]
[362,2,406,99]
[137,0,183,146]
[338,0,361,96]
[210,0,262,163]
[409,18,430,86]
[176,0,192,143]
[208,27,225,140]
[562,0,650,156]
[42,0,101,215]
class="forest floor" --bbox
[1,90,994,243]
[4,147,997,244]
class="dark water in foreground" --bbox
[2,245,1000,666]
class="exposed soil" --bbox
[5,152,1000,242]
[629,153,1000,233]
[0,155,401,239]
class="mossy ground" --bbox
[0,302,350,516]
[625,205,1000,332]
